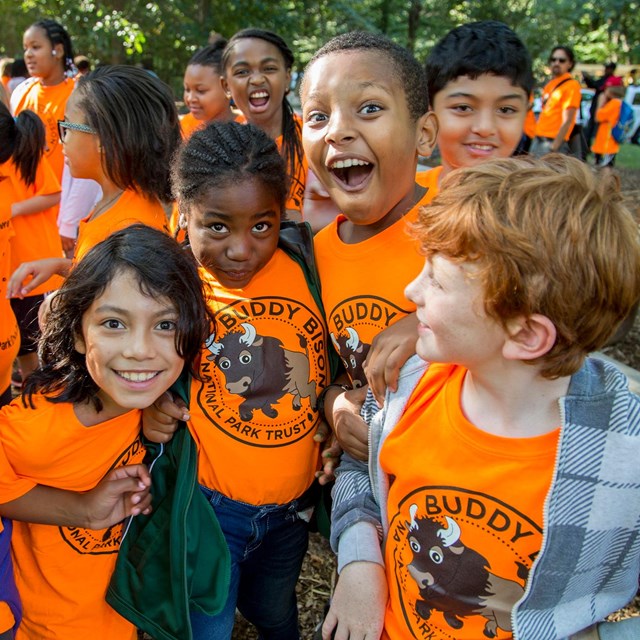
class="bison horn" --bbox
[205,334,223,355]
[408,504,419,529]
[345,327,360,350]
[438,517,461,548]
[239,323,256,347]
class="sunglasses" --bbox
[57,119,96,142]
[549,57,568,63]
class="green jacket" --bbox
[106,376,230,640]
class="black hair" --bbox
[221,29,302,190]
[304,31,428,121]
[0,102,46,187]
[426,21,534,107]
[10,58,27,79]
[172,120,288,218]
[75,65,181,202]
[550,45,575,71]
[74,55,91,73]
[30,19,75,74]
[23,224,212,412]
[188,35,227,73]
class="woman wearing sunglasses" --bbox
[530,45,582,156]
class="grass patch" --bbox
[616,143,640,169]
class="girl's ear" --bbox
[74,332,86,355]
[416,111,438,158]
[221,76,232,99]
[53,43,64,60]
[502,314,557,362]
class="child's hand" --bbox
[331,386,369,461]
[7,257,70,299]
[364,313,418,406]
[142,391,188,443]
[83,464,152,529]
[322,561,387,640]
[314,421,342,485]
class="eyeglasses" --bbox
[549,57,568,63]
[57,120,96,142]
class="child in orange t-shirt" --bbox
[591,84,625,168]
[0,224,211,639]
[221,29,338,229]
[10,20,75,183]
[7,64,179,299]
[325,155,640,640]
[145,120,331,639]
[0,103,63,384]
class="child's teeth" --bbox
[119,371,157,382]
[331,159,370,169]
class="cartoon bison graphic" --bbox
[330,327,369,388]
[205,323,317,421]
[405,505,527,638]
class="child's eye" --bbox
[264,66,280,73]
[103,319,125,329]
[209,222,228,234]
[156,320,177,331]
[253,222,271,233]
[305,111,328,124]
[233,68,249,77]
[452,104,472,113]
[359,103,382,115]
[498,105,519,115]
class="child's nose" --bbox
[123,331,156,360]
[471,110,496,136]
[324,112,355,145]
[226,237,251,261]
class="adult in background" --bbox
[530,45,581,157]
[583,61,617,148]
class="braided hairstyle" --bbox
[221,29,303,190]
[188,34,227,72]
[75,65,181,202]
[172,120,288,221]
[31,19,75,76]
[0,102,46,187]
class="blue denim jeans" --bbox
[190,486,313,640]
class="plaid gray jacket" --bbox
[331,356,640,640]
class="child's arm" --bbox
[0,464,152,529]
[7,257,72,299]
[323,384,369,461]
[11,192,61,218]
[364,313,419,406]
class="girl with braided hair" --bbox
[221,28,338,228]
[10,20,75,183]
[144,120,331,639]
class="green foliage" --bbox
[2,0,640,98]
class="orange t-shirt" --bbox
[74,190,169,261]
[0,183,19,393]
[190,249,330,505]
[415,165,443,193]
[275,113,307,216]
[592,98,622,155]
[10,78,75,182]
[179,111,202,139]
[535,73,581,141]
[380,364,559,640]
[314,187,437,387]
[2,158,64,297]
[0,395,144,640]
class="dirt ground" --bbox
[229,165,640,638]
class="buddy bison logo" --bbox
[197,296,327,447]
[328,296,410,385]
[206,323,317,421]
[389,489,541,639]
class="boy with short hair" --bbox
[418,20,533,191]
[323,154,640,640]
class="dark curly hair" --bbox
[23,225,212,411]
